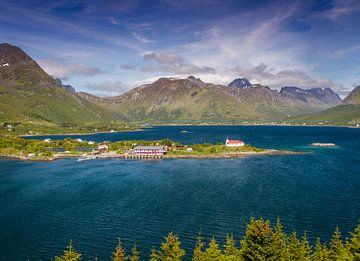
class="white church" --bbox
[225,137,245,147]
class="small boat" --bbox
[181,130,189,133]
[310,143,336,147]
[77,156,95,161]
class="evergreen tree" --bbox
[55,240,82,261]
[157,232,185,260]
[193,233,205,261]
[112,238,127,261]
[269,218,287,260]
[328,227,344,260]
[299,231,312,260]
[149,247,159,261]
[288,231,301,260]
[313,238,330,261]
[349,222,360,260]
[204,237,223,260]
[130,242,140,261]
[224,234,237,256]
[240,218,273,260]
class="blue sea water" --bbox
[1,126,360,260]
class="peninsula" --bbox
[0,136,305,161]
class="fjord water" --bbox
[1,126,360,260]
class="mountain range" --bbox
[1,43,358,129]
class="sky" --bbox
[0,0,359,97]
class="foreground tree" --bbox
[112,238,127,261]
[288,231,301,260]
[269,218,287,260]
[240,218,273,260]
[193,233,205,261]
[130,242,140,261]
[204,237,224,260]
[224,234,238,260]
[151,232,185,261]
[349,223,360,260]
[299,232,312,260]
[55,240,82,261]
[313,238,329,261]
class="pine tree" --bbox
[204,237,223,260]
[349,222,360,260]
[287,231,301,260]
[130,242,140,261]
[157,232,185,260]
[240,218,273,260]
[299,231,312,260]
[149,247,159,261]
[224,234,237,256]
[313,238,330,261]
[112,238,127,261]
[55,240,82,261]
[269,218,287,261]
[193,233,204,261]
[328,227,344,260]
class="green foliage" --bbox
[130,242,140,261]
[112,238,127,261]
[349,223,360,260]
[152,232,185,261]
[192,233,204,261]
[55,240,82,261]
[204,237,223,260]
[240,218,273,260]
[53,219,360,261]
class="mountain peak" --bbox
[0,43,33,65]
[187,75,202,82]
[228,78,252,89]
[343,85,360,105]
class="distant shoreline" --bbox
[19,124,360,138]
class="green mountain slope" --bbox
[79,76,341,124]
[0,43,124,129]
[288,85,360,126]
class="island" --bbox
[0,136,306,161]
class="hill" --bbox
[0,43,126,133]
[288,85,360,126]
[79,76,342,124]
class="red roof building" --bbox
[225,138,245,147]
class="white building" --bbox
[225,138,245,147]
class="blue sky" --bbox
[1,0,359,96]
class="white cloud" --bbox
[84,80,129,96]
[143,51,183,64]
[38,58,103,80]
[132,32,152,44]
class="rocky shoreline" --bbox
[0,149,309,162]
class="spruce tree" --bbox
[269,218,287,260]
[112,238,127,261]
[193,233,204,261]
[313,238,330,261]
[349,222,360,260]
[224,234,238,258]
[130,242,140,261]
[158,232,185,260]
[149,247,159,261]
[299,231,312,260]
[55,240,82,261]
[288,231,301,260]
[240,218,273,260]
[204,237,223,260]
[328,227,344,260]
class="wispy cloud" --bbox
[143,51,183,64]
[38,58,103,80]
[84,80,129,96]
[132,32,153,44]
[120,64,137,70]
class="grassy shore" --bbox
[0,136,306,161]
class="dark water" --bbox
[2,126,360,260]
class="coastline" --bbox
[0,149,309,162]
